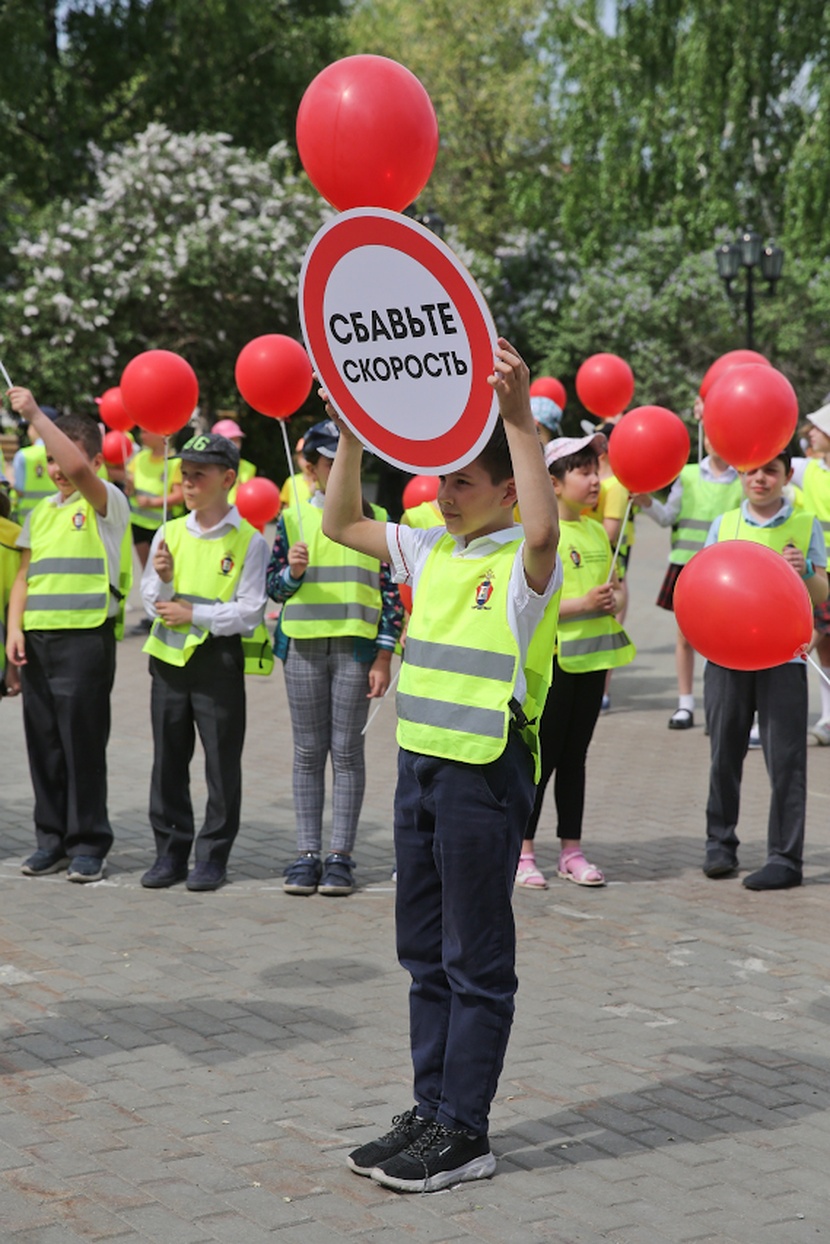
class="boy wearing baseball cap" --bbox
[139,433,270,891]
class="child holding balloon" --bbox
[789,404,830,743]
[5,387,131,882]
[517,432,635,890]
[267,419,403,898]
[701,447,827,890]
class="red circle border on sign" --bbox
[300,211,497,472]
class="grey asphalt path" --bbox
[1,515,829,1243]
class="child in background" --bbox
[5,387,131,881]
[636,432,742,730]
[790,404,830,743]
[126,427,184,570]
[140,433,270,892]
[702,448,827,889]
[280,435,314,508]
[10,405,59,521]
[324,339,561,1193]
[517,433,634,890]
[212,418,256,505]
[267,419,402,898]
[0,488,22,698]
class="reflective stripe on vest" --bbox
[669,466,744,565]
[396,533,559,778]
[23,497,112,630]
[280,501,383,640]
[142,517,272,673]
[556,517,635,673]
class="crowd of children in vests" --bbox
[2,343,829,1192]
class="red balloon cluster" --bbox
[102,430,132,466]
[608,406,690,494]
[235,336,313,421]
[98,387,133,432]
[674,542,812,670]
[529,376,566,409]
[699,349,771,399]
[402,474,439,511]
[576,354,635,418]
[703,364,798,472]
[120,350,198,437]
[296,55,439,212]
[235,477,281,530]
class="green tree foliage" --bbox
[0,0,346,202]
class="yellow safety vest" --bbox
[143,517,273,675]
[280,471,313,507]
[669,465,744,566]
[228,458,256,505]
[801,459,830,566]
[23,496,132,638]
[129,449,179,530]
[13,443,57,521]
[556,518,636,673]
[397,533,559,781]
[0,516,22,678]
[401,500,443,530]
[280,501,385,640]
[716,508,814,557]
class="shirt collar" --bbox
[51,489,81,507]
[185,504,242,536]
[699,456,739,482]
[450,523,523,555]
[740,497,792,527]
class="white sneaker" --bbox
[810,718,830,746]
[747,722,762,750]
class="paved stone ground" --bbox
[1,517,829,1243]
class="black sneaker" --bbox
[67,856,106,883]
[703,852,738,879]
[370,1120,496,1192]
[21,848,69,877]
[318,852,354,896]
[347,1107,432,1176]
[141,857,188,889]
[186,861,227,891]
[283,854,322,895]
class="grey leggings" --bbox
[282,636,371,855]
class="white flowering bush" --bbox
[0,124,331,414]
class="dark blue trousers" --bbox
[394,733,534,1136]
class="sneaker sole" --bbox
[371,1151,496,1192]
[318,885,354,896]
[283,883,318,895]
[346,1156,375,1176]
[140,873,188,889]
[67,869,105,883]
[21,858,69,876]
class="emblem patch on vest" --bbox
[220,553,235,576]
[72,510,86,530]
[36,463,44,477]
[569,546,582,568]
[473,573,494,610]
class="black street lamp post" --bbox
[715,229,784,350]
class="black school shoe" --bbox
[370,1120,496,1192]
[186,861,227,891]
[742,862,802,891]
[703,852,739,879]
[347,1106,432,1176]
[141,857,188,889]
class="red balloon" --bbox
[235,477,281,529]
[703,364,798,472]
[608,406,690,494]
[235,335,313,421]
[120,350,198,437]
[674,542,812,670]
[398,582,413,614]
[576,354,635,418]
[98,387,133,432]
[102,430,132,466]
[296,54,439,212]
[699,349,771,399]
[529,376,566,409]
[402,474,440,511]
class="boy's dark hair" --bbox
[547,447,599,482]
[54,413,102,460]
[475,422,513,484]
[748,444,794,473]
[0,485,10,520]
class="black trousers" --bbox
[148,636,246,867]
[22,623,116,859]
[704,661,807,869]
[525,660,606,843]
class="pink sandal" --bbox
[515,853,548,889]
[558,850,605,887]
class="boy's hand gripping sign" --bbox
[299,208,499,474]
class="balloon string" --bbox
[807,654,830,689]
[0,358,13,389]
[279,418,304,543]
[697,418,703,464]
[362,665,400,736]
[606,496,633,583]
[162,435,169,540]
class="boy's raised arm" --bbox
[490,339,559,594]
[7,388,110,515]
[321,414,391,563]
